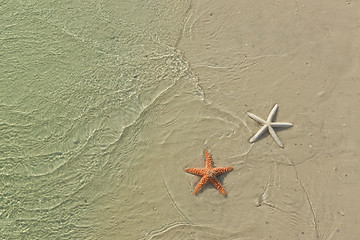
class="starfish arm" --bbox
[271,122,293,128]
[194,176,209,195]
[249,125,268,143]
[247,112,266,124]
[205,151,213,169]
[267,104,279,122]
[268,126,284,148]
[209,177,227,196]
[184,168,205,176]
[213,167,233,175]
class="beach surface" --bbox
[174,1,360,239]
[1,1,359,239]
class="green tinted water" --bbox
[0,1,194,239]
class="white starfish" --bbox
[247,104,293,148]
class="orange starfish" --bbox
[185,151,233,196]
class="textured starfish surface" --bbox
[247,104,293,148]
[184,151,233,196]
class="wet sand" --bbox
[174,0,360,239]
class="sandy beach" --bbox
[174,1,360,239]
[2,1,359,239]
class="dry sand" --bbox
[173,0,360,239]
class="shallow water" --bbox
[1,1,195,239]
